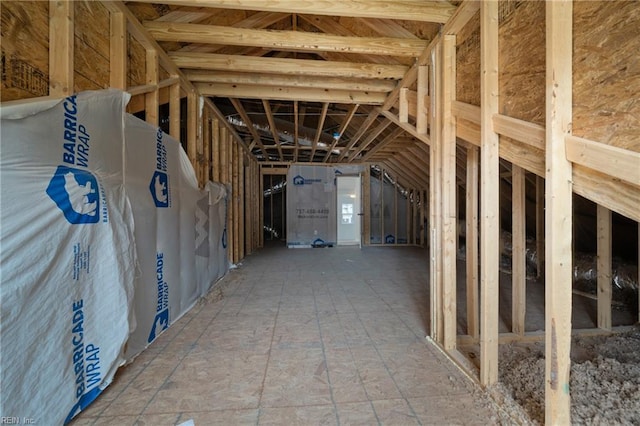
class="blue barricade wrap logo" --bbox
[149,252,170,343]
[293,175,322,186]
[150,171,169,208]
[151,128,170,208]
[47,166,100,224]
[49,94,108,224]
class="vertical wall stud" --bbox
[442,35,457,350]
[512,165,526,335]
[49,0,74,97]
[109,11,126,89]
[545,1,573,423]
[466,146,479,339]
[479,0,500,386]
[597,205,612,330]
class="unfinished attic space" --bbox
[2,0,640,424]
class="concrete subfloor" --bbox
[71,243,506,425]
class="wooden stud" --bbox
[417,65,429,134]
[49,0,74,97]
[259,167,264,248]
[545,1,573,423]
[145,49,159,126]
[239,153,245,259]
[394,176,398,245]
[203,110,211,183]
[380,166,386,245]
[412,189,418,245]
[399,88,409,123]
[220,127,231,263]
[512,165,526,336]
[442,35,457,351]
[420,190,426,247]
[363,166,371,246]
[187,92,198,171]
[293,101,299,162]
[169,84,181,140]
[479,0,500,387]
[597,205,612,331]
[536,176,545,278]
[212,118,220,182]
[110,11,127,89]
[232,140,239,264]
[429,41,444,343]
[466,146,479,339]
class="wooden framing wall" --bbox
[1,0,261,268]
[386,1,640,423]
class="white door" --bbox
[336,176,361,246]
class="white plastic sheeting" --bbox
[0,90,228,424]
[123,115,203,360]
[1,90,137,423]
[286,165,361,247]
[196,181,229,291]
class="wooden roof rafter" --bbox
[312,103,330,162]
[348,118,393,162]
[229,98,268,159]
[262,99,284,161]
[360,126,406,162]
[323,104,360,162]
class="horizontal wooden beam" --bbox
[456,119,480,147]
[573,164,640,222]
[127,76,180,96]
[195,82,385,104]
[452,100,480,124]
[170,52,409,79]
[185,70,396,92]
[145,21,428,57]
[131,0,456,24]
[261,167,289,175]
[493,114,545,151]
[566,135,640,187]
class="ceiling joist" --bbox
[132,0,456,24]
[185,70,396,92]
[195,83,386,105]
[145,22,428,57]
[169,52,409,79]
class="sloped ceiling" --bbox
[124,0,456,176]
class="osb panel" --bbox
[456,11,479,106]
[499,0,545,125]
[74,37,109,92]
[75,1,109,59]
[1,1,49,101]
[74,2,109,92]
[573,1,640,153]
[128,34,146,87]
